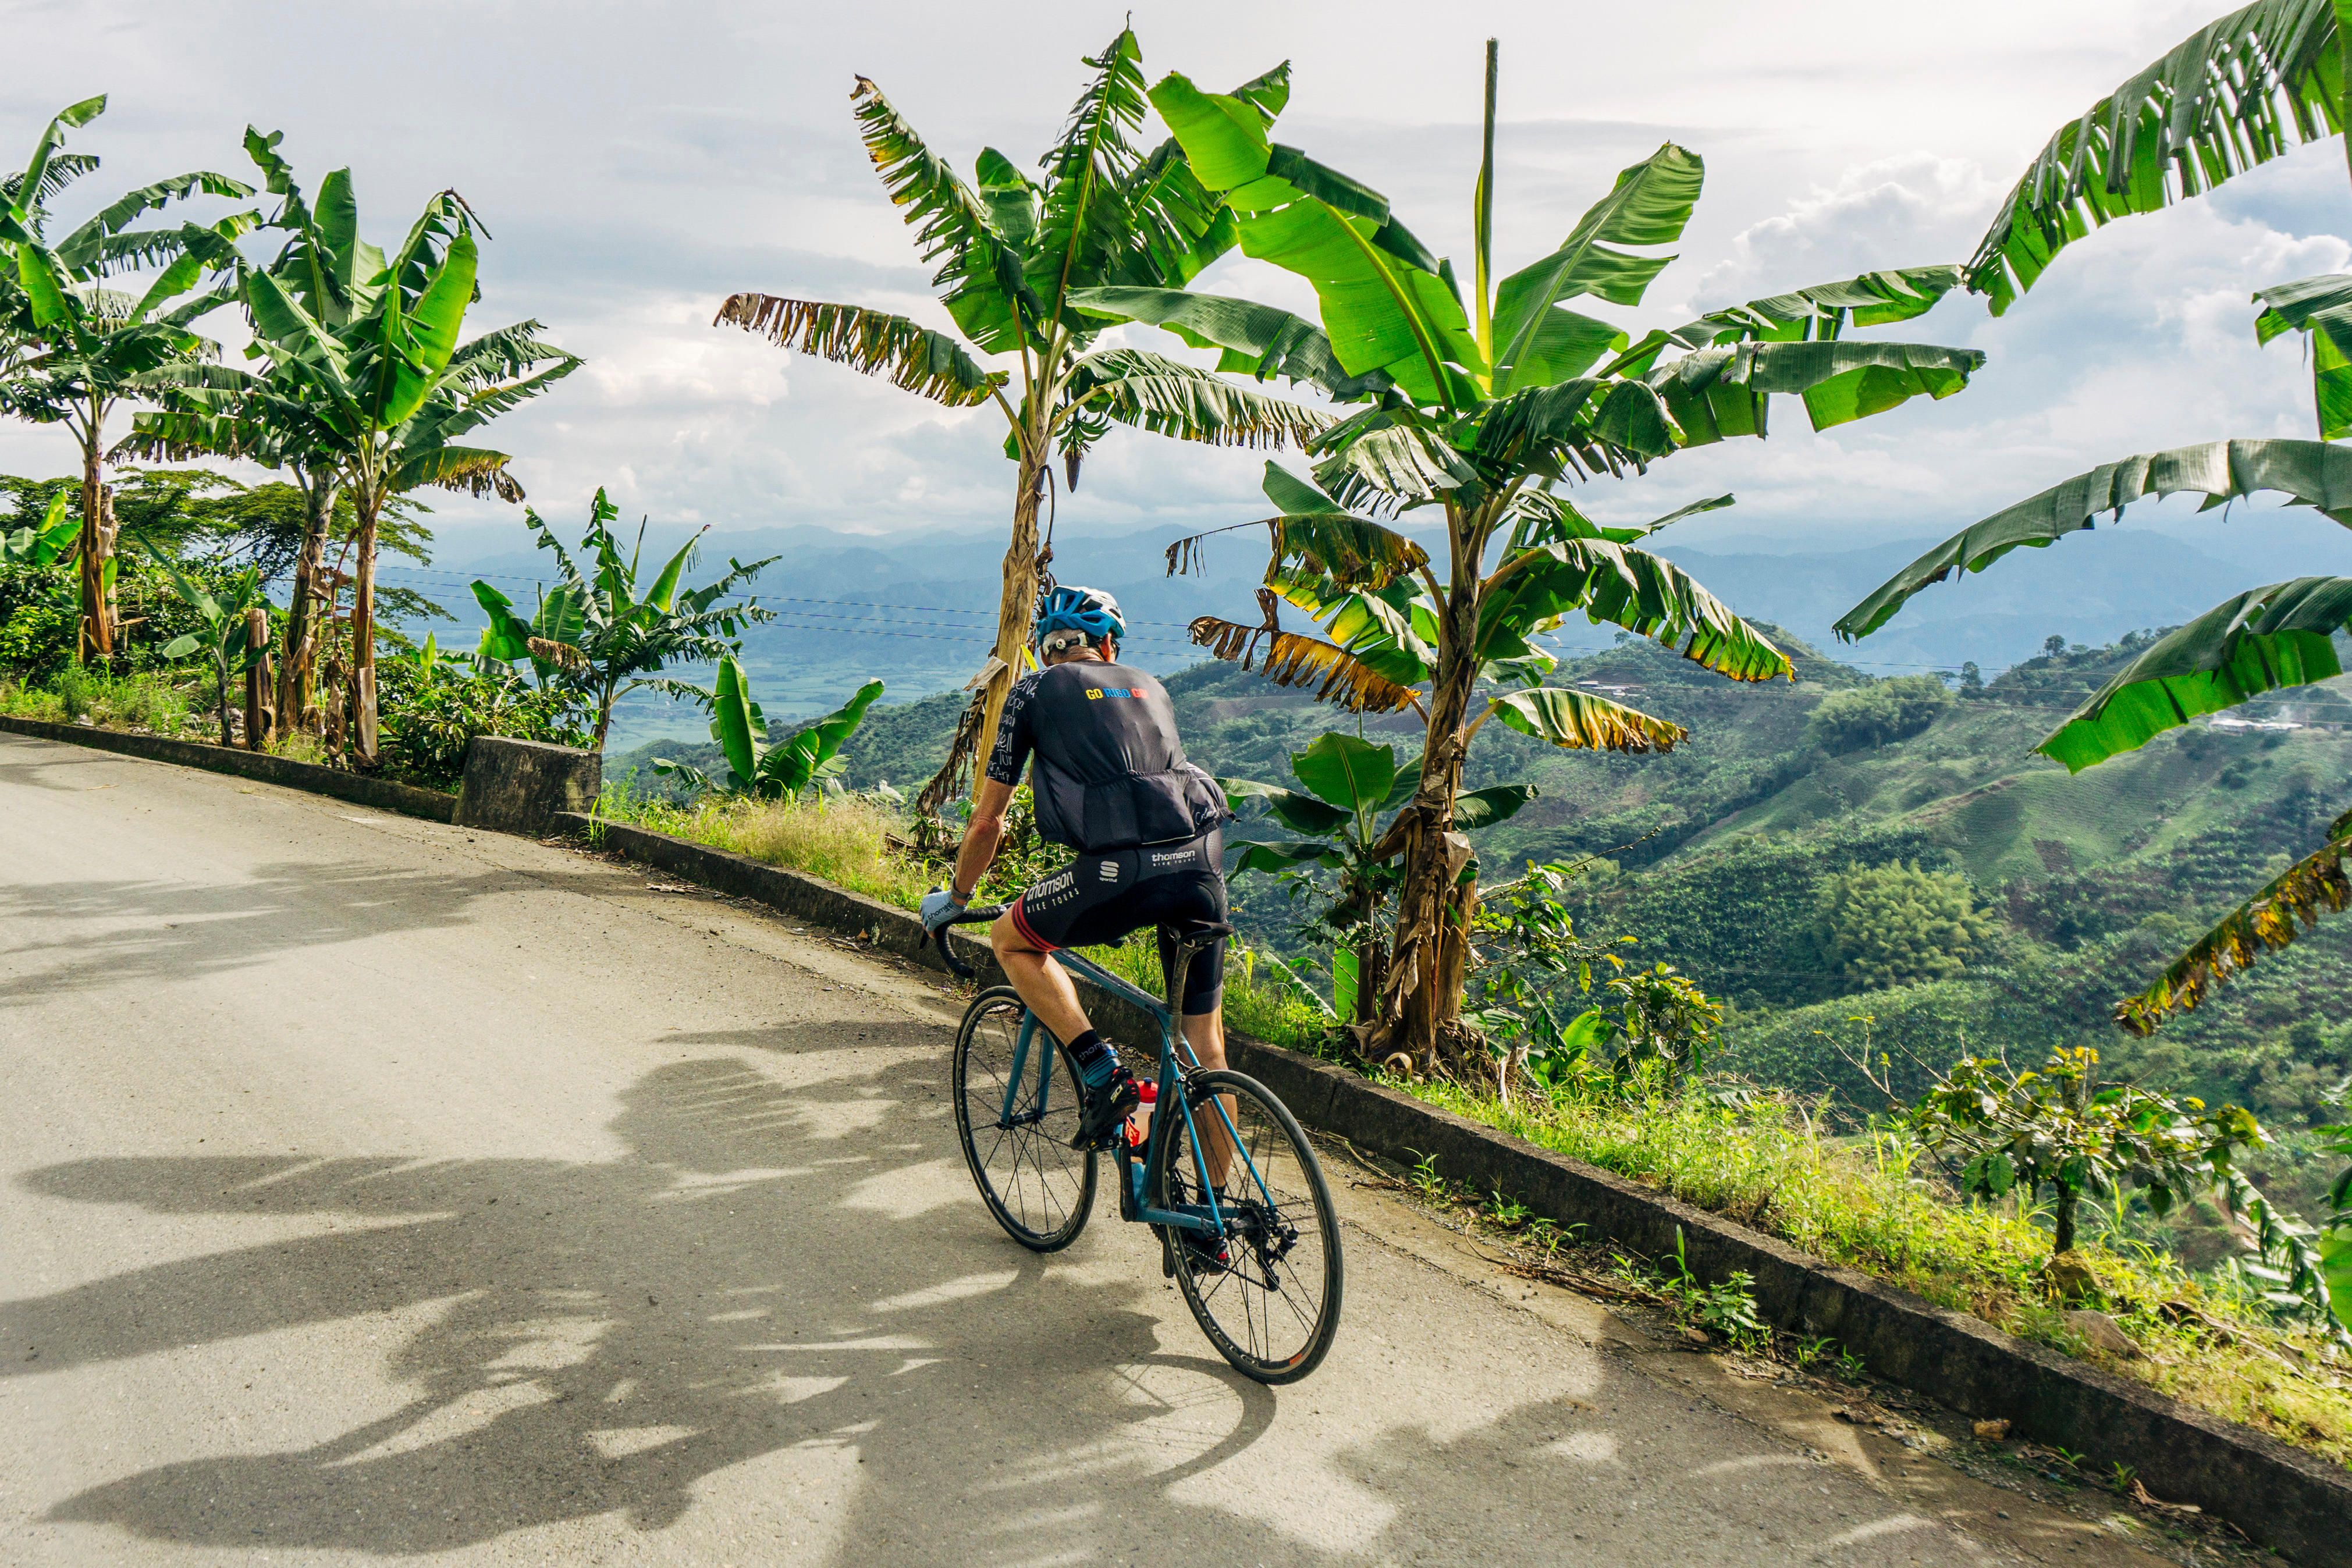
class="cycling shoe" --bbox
[1071,1064,1139,1151]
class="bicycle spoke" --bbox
[1156,1071,1340,1382]
[955,993,1093,1251]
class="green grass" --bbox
[1402,1073,2352,1464]
[0,668,196,735]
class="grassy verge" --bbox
[598,785,1334,1046]
[0,669,197,735]
[595,781,2352,1464]
[1404,1075,2352,1464]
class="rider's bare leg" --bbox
[1182,1006,1235,1188]
[990,911,1092,1046]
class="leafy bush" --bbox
[375,655,594,791]
[1806,674,1952,753]
[1819,860,1991,990]
[1914,1046,2265,1264]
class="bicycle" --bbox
[926,908,1343,1384]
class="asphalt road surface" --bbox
[0,730,2190,1566]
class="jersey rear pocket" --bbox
[1079,771,1200,850]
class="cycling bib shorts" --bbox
[1007,828,1227,1015]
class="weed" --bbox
[1526,1217,1583,1261]
[1791,1335,1835,1372]
[1659,1226,1767,1351]
[1486,1187,1533,1229]
[1405,1150,1447,1201]
[2108,1462,2137,1496]
[266,730,326,766]
[1835,1349,1868,1382]
[1406,1073,2352,1462]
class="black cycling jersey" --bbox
[986,660,1227,853]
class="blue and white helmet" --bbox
[1034,584,1124,648]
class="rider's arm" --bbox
[950,776,1015,902]
[951,671,1038,903]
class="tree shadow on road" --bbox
[0,859,520,1007]
[5,1044,1309,1561]
[0,739,118,794]
[6,1035,1969,1565]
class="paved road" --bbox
[0,731,2182,1566]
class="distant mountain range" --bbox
[402,508,2352,753]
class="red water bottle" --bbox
[1126,1079,1157,1147]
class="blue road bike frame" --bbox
[937,913,1270,1243]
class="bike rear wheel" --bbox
[952,987,1096,1251]
[1150,1069,1342,1383]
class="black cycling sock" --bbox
[1068,1029,1117,1085]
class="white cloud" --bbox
[5,0,2349,568]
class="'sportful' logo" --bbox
[1100,861,1120,881]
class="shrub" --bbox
[1806,674,1952,753]
[376,657,594,790]
[1818,861,1990,990]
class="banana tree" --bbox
[0,97,254,662]
[123,131,379,733]
[713,29,1326,813]
[1225,731,1533,1027]
[470,487,779,746]
[1081,42,1985,1066]
[653,656,884,799]
[226,165,578,763]
[1836,1,2352,1034]
[143,540,269,747]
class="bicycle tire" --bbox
[1149,1068,1342,1383]
[951,987,1096,1251]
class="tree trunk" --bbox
[2052,1188,2078,1256]
[1381,620,1481,1068]
[1355,922,1383,1026]
[278,478,332,733]
[75,439,112,663]
[243,606,272,752]
[916,445,1044,813]
[350,495,379,765]
[595,678,619,751]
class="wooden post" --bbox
[244,606,272,752]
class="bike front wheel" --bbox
[1150,1069,1342,1384]
[952,987,1096,1251]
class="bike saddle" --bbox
[1163,918,1236,945]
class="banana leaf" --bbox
[2254,272,2352,439]
[1489,686,1685,753]
[2038,577,2352,771]
[1836,439,2352,641]
[757,678,886,797]
[1969,0,2345,311]
[2115,809,2352,1033]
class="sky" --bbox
[6,0,2351,568]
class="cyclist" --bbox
[921,585,1231,1154]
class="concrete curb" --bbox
[554,809,2352,1565]
[0,714,457,822]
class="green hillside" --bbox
[613,637,2352,1141]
